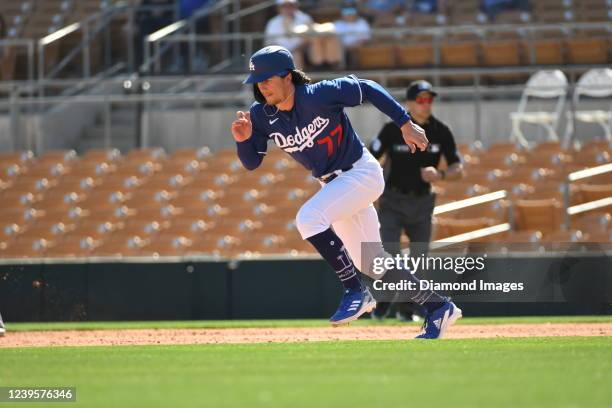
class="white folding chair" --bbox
[564,68,612,145]
[510,70,568,148]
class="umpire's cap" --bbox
[243,46,296,84]
[406,80,438,100]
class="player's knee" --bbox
[295,202,328,239]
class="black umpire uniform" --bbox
[369,80,462,320]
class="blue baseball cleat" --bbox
[330,286,377,326]
[415,301,462,339]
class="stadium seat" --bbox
[579,184,612,203]
[543,229,586,243]
[571,213,611,233]
[440,34,480,67]
[397,36,435,67]
[0,237,50,259]
[44,236,99,258]
[514,198,564,233]
[566,36,608,65]
[356,43,396,69]
[92,233,147,257]
[139,235,194,257]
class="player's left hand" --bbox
[400,120,428,153]
[420,166,441,182]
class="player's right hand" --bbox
[400,120,428,153]
[231,111,252,142]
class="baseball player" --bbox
[230,45,461,339]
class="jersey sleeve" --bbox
[358,78,411,128]
[369,122,396,159]
[235,107,269,171]
[440,124,461,166]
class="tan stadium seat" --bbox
[125,189,177,209]
[91,233,148,257]
[123,148,166,163]
[0,237,50,259]
[0,151,34,166]
[356,43,396,69]
[397,36,435,68]
[543,229,587,243]
[44,236,99,258]
[159,160,204,177]
[1,190,38,209]
[160,218,214,241]
[139,235,194,257]
[79,189,130,211]
[95,174,145,192]
[232,233,287,256]
[579,184,612,203]
[68,161,116,179]
[514,198,564,233]
[187,234,242,257]
[130,204,182,223]
[36,150,78,165]
[440,34,480,67]
[16,221,74,243]
[209,217,264,237]
[435,217,498,239]
[169,147,212,163]
[8,176,55,194]
[120,219,166,238]
[65,220,120,240]
[81,148,121,163]
[113,161,162,178]
[571,213,611,234]
[84,206,135,223]
[51,176,98,192]
[567,36,608,64]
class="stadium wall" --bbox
[1,256,610,322]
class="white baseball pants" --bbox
[295,148,388,278]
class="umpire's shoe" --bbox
[330,286,376,326]
[415,301,462,339]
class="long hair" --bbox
[252,69,312,104]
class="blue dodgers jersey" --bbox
[249,75,365,178]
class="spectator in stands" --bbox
[360,0,406,26]
[334,7,371,67]
[334,7,371,48]
[480,0,530,21]
[404,0,448,24]
[265,0,341,69]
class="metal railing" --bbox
[432,190,511,246]
[565,162,612,226]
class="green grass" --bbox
[1,337,611,408]
[6,315,612,332]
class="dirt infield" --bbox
[1,323,612,348]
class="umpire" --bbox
[369,80,464,321]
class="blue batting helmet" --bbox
[243,46,296,84]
